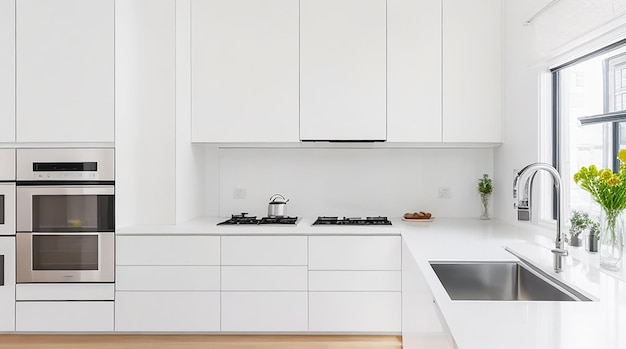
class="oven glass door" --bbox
[0,184,15,236]
[17,186,114,233]
[33,234,99,271]
[16,232,114,283]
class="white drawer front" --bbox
[221,292,307,332]
[221,236,307,266]
[116,266,220,291]
[16,284,115,301]
[309,271,401,291]
[16,301,114,332]
[115,291,220,332]
[117,235,220,265]
[309,292,401,332]
[309,236,401,270]
[222,266,307,291]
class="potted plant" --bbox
[478,174,493,220]
[568,210,589,247]
[587,220,600,253]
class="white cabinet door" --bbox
[221,292,307,332]
[16,301,114,331]
[115,291,220,332]
[300,0,386,141]
[442,0,501,143]
[221,236,307,266]
[308,236,401,270]
[309,292,401,332]
[387,0,442,142]
[191,0,299,142]
[0,0,15,143]
[401,239,454,349]
[0,237,15,331]
[116,236,220,266]
[16,0,114,143]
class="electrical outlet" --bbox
[438,186,451,199]
[233,188,247,199]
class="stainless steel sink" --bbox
[430,261,591,301]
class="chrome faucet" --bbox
[513,163,568,272]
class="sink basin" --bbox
[430,261,591,301]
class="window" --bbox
[553,41,626,221]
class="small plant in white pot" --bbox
[568,210,590,247]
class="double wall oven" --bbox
[16,149,115,283]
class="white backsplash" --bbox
[215,147,494,218]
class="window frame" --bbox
[551,39,626,220]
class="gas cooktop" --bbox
[312,216,392,226]
[217,213,298,225]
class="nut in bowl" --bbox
[403,212,433,222]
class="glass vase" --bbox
[480,193,490,220]
[599,209,624,271]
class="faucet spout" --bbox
[513,162,567,272]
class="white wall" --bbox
[216,147,493,218]
[115,0,176,227]
[175,0,210,222]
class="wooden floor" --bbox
[0,335,402,349]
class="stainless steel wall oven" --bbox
[16,149,115,283]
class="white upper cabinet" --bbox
[16,0,114,143]
[300,0,386,141]
[0,0,15,143]
[191,0,299,143]
[442,0,501,143]
[387,0,442,142]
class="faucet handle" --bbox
[551,248,568,257]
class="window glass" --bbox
[555,44,626,220]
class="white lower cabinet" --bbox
[402,239,455,349]
[0,237,15,331]
[221,292,307,332]
[16,301,113,332]
[309,292,401,332]
[308,235,402,333]
[115,292,220,332]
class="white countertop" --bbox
[118,216,626,348]
[116,216,403,235]
[399,218,626,349]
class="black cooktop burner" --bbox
[312,216,392,226]
[217,213,298,225]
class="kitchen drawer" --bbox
[309,292,401,332]
[115,291,220,332]
[116,235,220,265]
[116,266,220,291]
[308,236,401,270]
[221,291,307,332]
[16,283,115,301]
[221,236,306,266]
[222,266,307,291]
[309,271,401,291]
[16,301,114,332]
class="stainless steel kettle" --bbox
[268,194,289,217]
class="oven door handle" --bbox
[0,255,4,286]
[24,232,106,236]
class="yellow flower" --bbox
[600,169,613,183]
[619,149,626,163]
[608,176,622,186]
